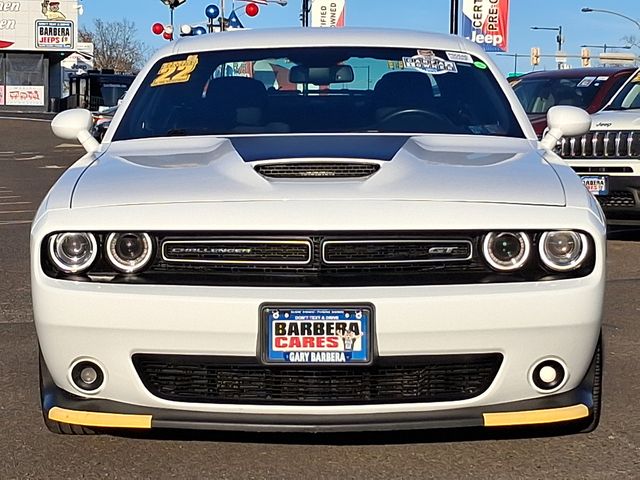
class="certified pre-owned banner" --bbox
[311,0,346,28]
[461,0,510,52]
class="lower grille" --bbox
[572,166,633,174]
[596,191,636,208]
[132,353,503,405]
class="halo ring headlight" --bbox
[483,232,531,271]
[539,231,588,271]
[49,232,97,273]
[106,232,153,273]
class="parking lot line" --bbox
[0,202,31,206]
[0,210,34,214]
[0,220,31,225]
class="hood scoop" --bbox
[255,161,380,179]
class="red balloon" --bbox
[152,22,164,35]
[163,31,173,40]
[245,3,259,17]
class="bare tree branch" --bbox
[82,18,149,72]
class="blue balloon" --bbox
[193,26,208,35]
[205,4,220,19]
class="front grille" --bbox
[596,191,636,208]
[132,353,503,405]
[322,240,472,264]
[152,234,488,286]
[255,162,380,178]
[162,239,311,265]
[558,131,640,159]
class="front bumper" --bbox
[41,345,598,432]
[568,161,640,224]
[34,274,604,427]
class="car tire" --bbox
[579,334,603,434]
[39,350,98,435]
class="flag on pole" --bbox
[227,11,245,29]
[311,0,346,27]
[461,0,510,52]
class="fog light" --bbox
[80,366,98,385]
[71,361,104,392]
[531,359,566,392]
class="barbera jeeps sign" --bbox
[0,0,77,51]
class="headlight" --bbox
[482,232,531,271]
[539,231,588,271]
[106,232,153,273]
[49,232,97,273]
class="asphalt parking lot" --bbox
[0,117,638,479]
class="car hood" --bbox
[71,135,565,208]
[591,110,640,130]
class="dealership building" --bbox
[0,0,79,111]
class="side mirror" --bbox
[51,109,100,154]
[540,106,591,150]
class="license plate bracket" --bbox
[580,175,609,196]
[261,305,373,366]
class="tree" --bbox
[79,19,148,73]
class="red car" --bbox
[509,67,635,137]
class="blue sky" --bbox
[81,0,640,74]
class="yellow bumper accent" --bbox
[483,404,590,427]
[48,407,152,429]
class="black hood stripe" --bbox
[229,136,410,162]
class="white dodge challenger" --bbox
[33,28,605,435]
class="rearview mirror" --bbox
[51,109,100,154]
[289,65,354,85]
[540,106,591,150]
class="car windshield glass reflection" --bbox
[606,78,640,111]
[113,47,523,140]
[512,77,602,114]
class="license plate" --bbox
[262,305,372,365]
[581,175,608,196]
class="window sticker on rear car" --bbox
[151,55,199,87]
[446,51,473,63]
[577,76,596,88]
[403,53,457,75]
[596,76,609,82]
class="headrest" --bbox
[206,76,268,108]
[373,71,435,109]
[205,76,268,127]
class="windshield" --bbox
[606,73,640,110]
[113,47,523,141]
[100,84,129,107]
[511,76,606,114]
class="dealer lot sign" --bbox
[36,20,73,48]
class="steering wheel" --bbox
[377,109,457,131]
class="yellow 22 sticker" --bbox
[151,55,199,87]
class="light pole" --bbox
[161,0,187,32]
[581,7,640,30]
[531,25,564,69]
[581,43,632,54]
[301,0,310,27]
[450,0,460,35]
